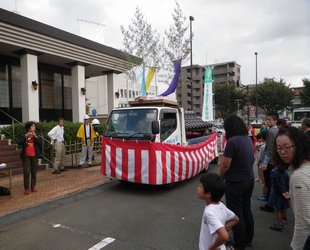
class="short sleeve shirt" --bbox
[199,202,236,250]
[223,135,254,182]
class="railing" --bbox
[63,138,102,167]
[0,109,54,166]
[0,110,102,168]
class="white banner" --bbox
[202,66,214,121]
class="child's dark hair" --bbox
[25,121,36,131]
[199,173,225,202]
[260,130,268,140]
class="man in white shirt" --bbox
[48,118,66,174]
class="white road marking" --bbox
[53,224,61,228]
[88,237,115,250]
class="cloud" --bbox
[0,0,309,87]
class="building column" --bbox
[107,73,116,114]
[20,54,39,122]
[71,64,86,122]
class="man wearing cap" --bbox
[77,115,98,167]
[301,118,310,141]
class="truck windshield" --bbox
[104,109,158,139]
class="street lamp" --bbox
[189,15,194,111]
[255,52,258,122]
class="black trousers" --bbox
[225,180,255,249]
[23,156,38,190]
[263,163,275,200]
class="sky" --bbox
[1,0,309,87]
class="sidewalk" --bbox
[0,165,112,216]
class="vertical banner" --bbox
[202,66,214,121]
[140,64,146,96]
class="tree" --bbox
[249,79,293,113]
[300,78,310,106]
[164,1,190,62]
[120,7,162,84]
[214,82,247,119]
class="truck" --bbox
[100,97,218,185]
[291,107,310,128]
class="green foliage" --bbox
[249,79,293,113]
[0,121,105,161]
[164,1,190,62]
[120,6,162,68]
[300,78,310,106]
[214,82,247,119]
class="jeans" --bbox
[225,180,255,249]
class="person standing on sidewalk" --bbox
[48,118,67,174]
[259,112,279,213]
[219,115,255,250]
[18,121,41,195]
[77,115,97,167]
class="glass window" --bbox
[64,74,72,109]
[40,71,62,109]
[120,89,123,97]
[160,112,177,141]
[11,66,21,108]
[0,64,9,108]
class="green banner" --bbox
[204,66,213,83]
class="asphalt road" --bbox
[0,164,293,250]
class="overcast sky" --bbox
[1,0,309,87]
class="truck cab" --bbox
[291,107,310,128]
[103,98,187,145]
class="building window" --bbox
[129,90,132,98]
[11,65,21,108]
[63,75,72,109]
[0,63,9,108]
[124,89,127,98]
[40,71,62,109]
[120,89,123,97]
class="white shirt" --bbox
[290,162,310,250]
[48,125,64,144]
[199,202,235,250]
[85,124,90,138]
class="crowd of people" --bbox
[18,115,99,194]
[198,115,310,250]
[16,113,310,249]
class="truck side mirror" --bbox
[151,120,159,134]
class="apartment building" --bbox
[176,61,241,114]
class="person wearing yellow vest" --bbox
[77,115,98,167]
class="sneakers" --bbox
[52,170,61,174]
[260,205,274,213]
[257,195,267,201]
[270,223,283,232]
[31,187,37,192]
[24,189,30,195]
[59,168,68,172]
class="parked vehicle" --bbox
[291,107,310,128]
[101,97,218,185]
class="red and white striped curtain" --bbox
[101,133,218,185]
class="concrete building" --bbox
[85,74,157,115]
[176,61,241,114]
[0,8,139,124]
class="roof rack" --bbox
[128,97,179,107]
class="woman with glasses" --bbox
[274,127,310,250]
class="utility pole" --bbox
[189,16,194,111]
[255,52,258,123]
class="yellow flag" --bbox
[145,67,156,91]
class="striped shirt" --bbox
[290,161,310,250]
